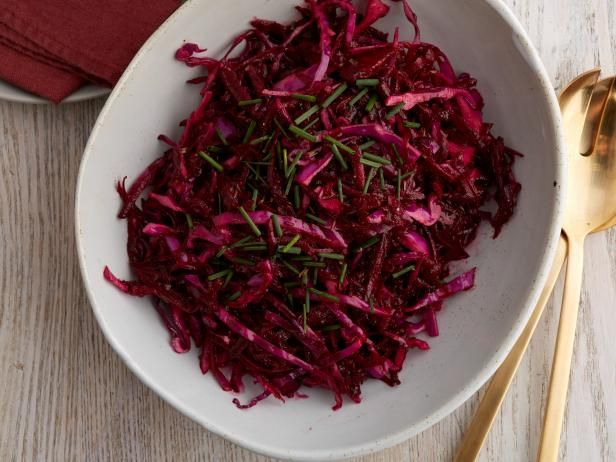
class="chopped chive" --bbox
[397,170,402,200]
[359,140,376,150]
[322,83,348,108]
[379,168,386,189]
[392,143,403,164]
[302,303,308,332]
[337,178,345,203]
[324,135,355,155]
[248,161,272,166]
[309,288,340,302]
[292,256,313,262]
[277,245,302,255]
[331,144,348,171]
[365,94,378,112]
[274,118,289,137]
[294,105,320,125]
[357,235,380,251]
[242,120,257,144]
[356,78,380,87]
[305,288,311,314]
[305,213,327,225]
[322,324,341,332]
[283,281,301,289]
[217,193,222,213]
[228,291,242,301]
[216,246,228,258]
[249,135,270,146]
[282,234,301,253]
[339,262,348,286]
[207,145,223,153]
[303,117,320,130]
[185,213,194,229]
[401,171,414,180]
[245,162,265,183]
[284,167,296,196]
[289,125,317,143]
[238,98,263,107]
[362,152,391,165]
[238,206,262,237]
[230,236,253,248]
[303,261,327,268]
[286,151,304,178]
[348,87,369,107]
[198,151,224,172]
[208,269,232,281]
[272,214,283,237]
[251,188,258,211]
[222,270,234,288]
[318,253,345,260]
[242,245,267,251]
[393,264,415,279]
[363,167,377,194]
[293,185,301,209]
[385,102,405,119]
[301,270,309,286]
[215,128,229,146]
[292,93,317,103]
[282,148,288,173]
[281,259,300,275]
[312,267,319,285]
[404,121,421,129]
[231,257,255,266]
[360,158,382,168]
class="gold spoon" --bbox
[537,73,616,461]
[454,69,616,462]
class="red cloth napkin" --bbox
[0,0,179,103]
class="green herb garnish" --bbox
[318,253,345,260]
[238,98,263,107]
[309,288,340,302]
[272,214,283,237]
[282,234,301,253]
[305,213,327,225]
[208,269,232,281]
[292,93,317,103]
[289,125,317,143]
[385,102,405,119]
[322,83,348,108]
[393,264,415,279]
[198,151,224,172]
[349,88,369,107]
[242,120,257,144]
[238,206,261,237]
[294,105,320,125]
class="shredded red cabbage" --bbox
[105,0,520,409]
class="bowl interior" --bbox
[76,0,563,460]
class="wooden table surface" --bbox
[1,1,615,461]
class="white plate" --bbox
[76,0,565,460]
[0,79,109,104]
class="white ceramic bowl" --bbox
[76,0,565,460]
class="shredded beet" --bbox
[105,0,520,409]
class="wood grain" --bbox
[1,1,615,460]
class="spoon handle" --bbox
[537,236,585,462]
[453,235,567,462]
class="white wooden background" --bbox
[1,1,615,460]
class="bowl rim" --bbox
[75,0,566,460]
